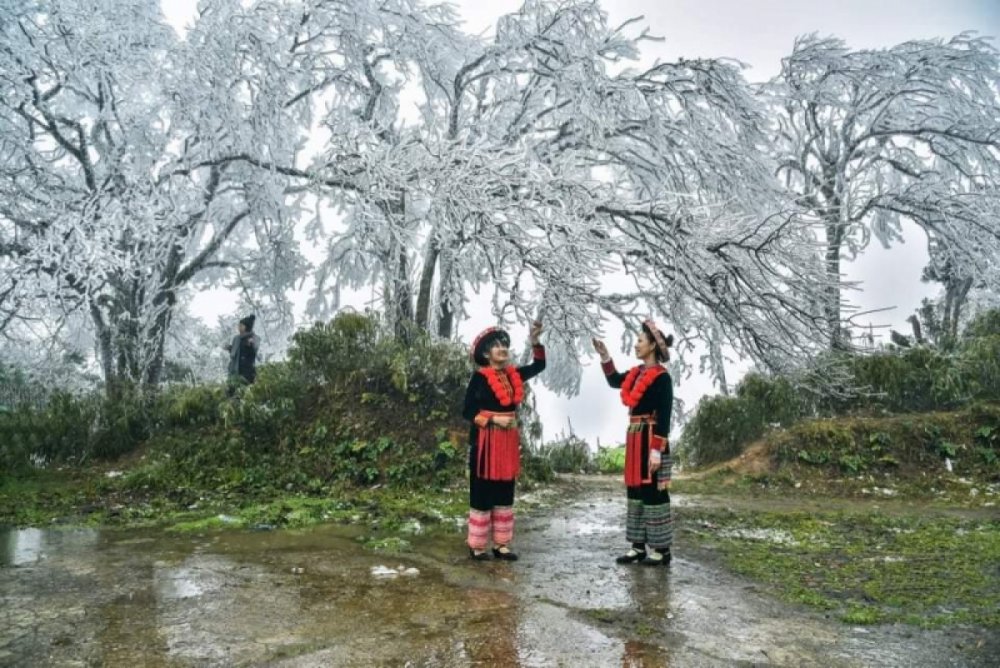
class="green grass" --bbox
[0,470,111,526]
[682,507,1000,627]
[2,461,466,542]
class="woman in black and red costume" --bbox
[462,321,545,561]
[593,320,674,566]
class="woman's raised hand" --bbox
[529,320,544,345]
[592,338,610,361]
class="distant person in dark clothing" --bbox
[226,314,259,393]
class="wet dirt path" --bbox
[2,476,996,666]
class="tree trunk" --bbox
[948,276,974,340]
[143,294,175,388]
[942,288,955,342]
[415,240,439,332]
[437,300,454,339]
[436,251,455,339]
[378,195,414,338]
[394,245,413,336]
[709,326,729,395]
[90,304,118,398]
[824,221,847,350]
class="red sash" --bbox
[625,413,655,487]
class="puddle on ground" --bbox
[2,477,997,666]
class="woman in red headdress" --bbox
[462,320,545,561]
[592,320,674,566]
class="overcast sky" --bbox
[162,0,1000,448]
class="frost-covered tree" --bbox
[768,33,1000,349]
[920,235,974,343]
[1,0,841,398]
[296,0,832,393]
[0,0,307,393]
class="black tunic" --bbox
[462,345,546,451]
[461,345,545,509]
[602,361,673,486]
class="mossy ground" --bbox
[670,405,1000,628]
[678,504,1000,628]
[0,463,468,541]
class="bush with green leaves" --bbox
[679,373,807,467]
[681,308,1000,468]
[0,389,157,471]
[289,313,469,410]
[956,334,1000,402]
[1,312,473,492]
[822,346,966,413]
[0,363,48,411]
[963,309,1000,339]
[770,403,1000,482]
[288,311,381,387]
[595,445,625,474]
[533,434,593,473]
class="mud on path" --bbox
[2,475,996,667]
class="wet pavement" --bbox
[2,476,997,667]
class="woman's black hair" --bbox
[641,322,674,362]
[473,329,511,366]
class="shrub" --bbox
[519,451,555,484]
[828,346,968,413]
[158,383,227,428]
[595,445,625,474]
[0,392,95,471]
[771,405,1000,483]
[679,373,807,467]
[681,308,1000,468]
[1,312,473,493]
[963,309,1000,339]
[288,311,381,387]
[534,434,593,473]
[956,335,1000,401]
[0,388,157,469]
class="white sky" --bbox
[161,0,1000,448]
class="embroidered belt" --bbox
[477,410,518,429]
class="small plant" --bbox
[976,447,998,466]
[535,434,593,473]
[797,449,830,465]
[841,605,882,625]
[869,431,891,452]
[974,425,998,448]
[935,440,959,459]
[838,454,866,475]
[595,445,626,474]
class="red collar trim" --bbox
[620,365,665,408]
[480,366,524,407]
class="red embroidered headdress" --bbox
[642,319,671,360]
[471,327,511,367]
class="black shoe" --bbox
[492,546,519,561]
[469,548,491,561]
[641,549,670,566]
[615,548,647,564]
